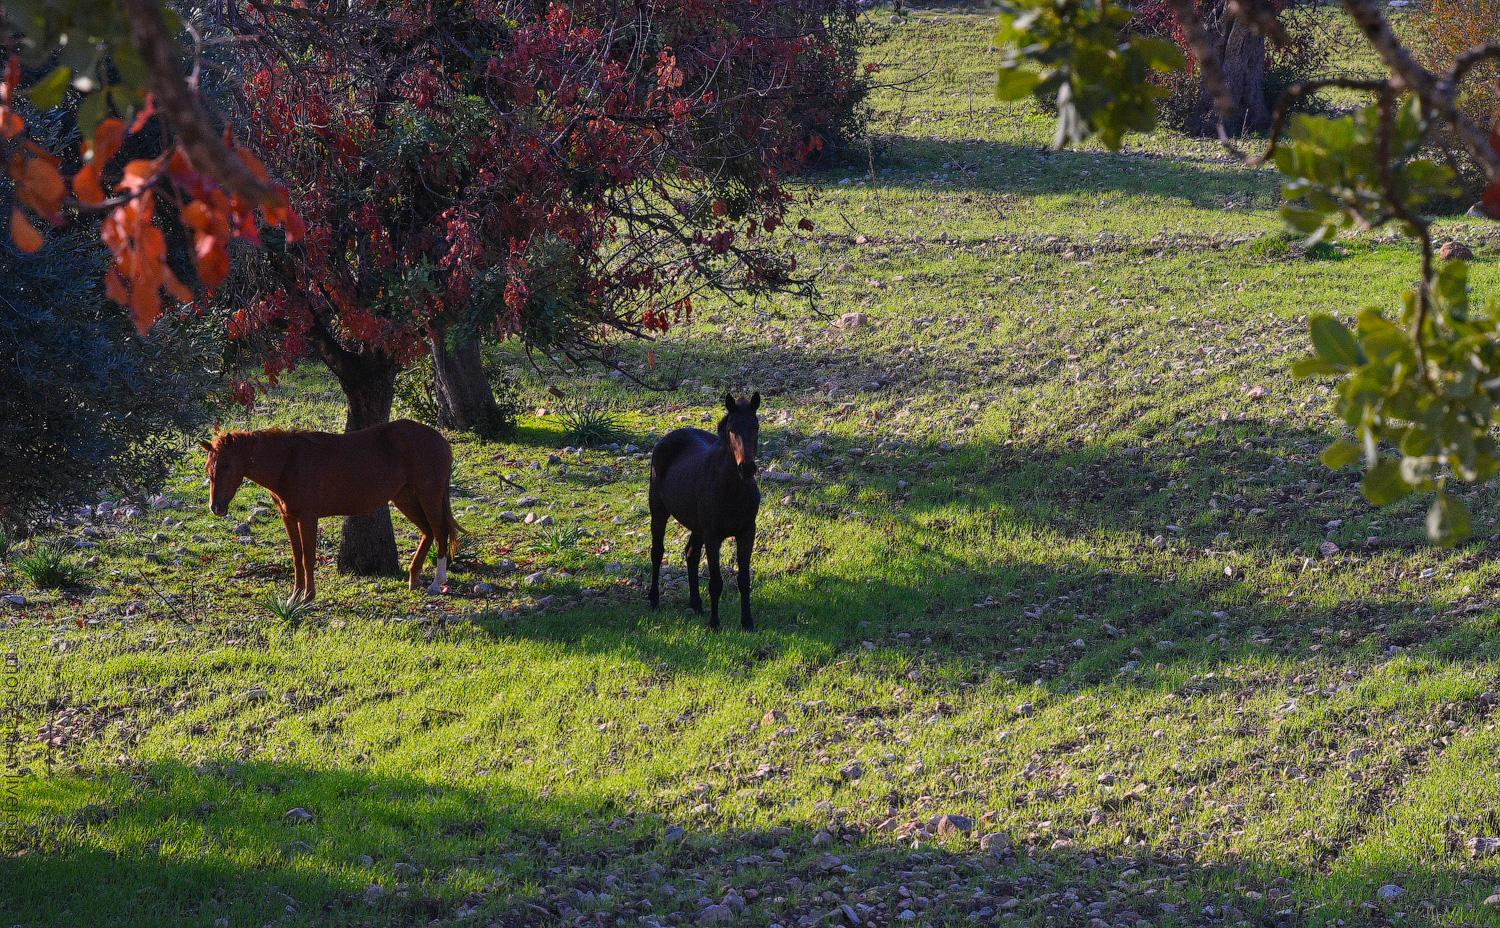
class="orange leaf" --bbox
[10,207,42,252]
[88,119,127,164]
[73,163,105,206]
[118,158,161,194]
[18,157,65,222]
[163,265,195,303]
[194,236,230,289]
[129,96,157,134]
[0,108,22,141]
[129,279,163,335]
[106,268,130,305]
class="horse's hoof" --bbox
[690,601,704,615]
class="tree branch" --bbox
[120,0,286,207]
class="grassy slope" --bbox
[7,10,1500,928]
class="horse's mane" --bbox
[214,428,311,450]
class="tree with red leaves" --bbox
[206,0,865,574]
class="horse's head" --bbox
[718,391,761,480]
[198,436,245,517]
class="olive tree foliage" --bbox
[0,222,215,535]
[994,0,1500,546]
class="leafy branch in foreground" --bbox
[992,0,1500,545]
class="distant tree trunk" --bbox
[430,325,499,432]
[310,320,402,577]
[1187,5,1270,136]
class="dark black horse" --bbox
[649,392,761,630]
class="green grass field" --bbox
[8,9,1500,928]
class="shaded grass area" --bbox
[8,8,1500,928]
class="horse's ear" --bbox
[749,391,761,412]
[197,439,214,453]
[723,391,736,412]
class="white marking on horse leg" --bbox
[429,556,447,593]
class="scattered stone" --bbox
[474,583,494,595]
[535,514,555,527]
[833,312,868,330]
[839,762,863,781]
[698,904,733,924]
[934,814,973,835]
[1440,241,1475,261]
[1,595,25,607]
[1102,622,1120,637]
[1318,541,1340,557]
[1377,885,1404,901]
[547,454,563,465]
[664,826,685,842]
[285,807,314,823]
[499,512,520,522]
[1014,702,1034,717]
[762,709,786,725]
[150,495,171,510]
[233,523,253,536]
[1246,384,1270,400]
[1485,893,1500,908]
[1468,837,1500,858]
[979,831,1011,853]
[524,571,547,585]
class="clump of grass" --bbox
[13,538,87,589]
[256,591,316,628]
[556,398,628,448]
[533,524,584,554]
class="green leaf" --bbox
[1320,441,1362,469]
[995,66,1041,101]
[1291,356,1343,378]
[1309,314,1363,367]
[76,89,109,140]
[1426,492,1471,547]
[1362,459,1412,506]
[26,65,71,110]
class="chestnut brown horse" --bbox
[649,392,761,630]
[199,420,460,601]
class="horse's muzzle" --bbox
[738,461,758,480]
[211,502,228,518]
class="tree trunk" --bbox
[1188,8,1270,136]
[430,326,500,432]
[310,322,402,577]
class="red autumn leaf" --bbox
[9,207,43,252]
[130,95,158,134]
[0,109,22,141]
[90,118,127,163]
[118,158,162,194]
[18,156,66,222]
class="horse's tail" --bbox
[445,498,465,558]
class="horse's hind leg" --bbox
[648,495,668,609]
[685,533,703,614]
[393,486,434,591]
[298,516,320,602]
[705,537,724,631]
[415,486,451,594]
[281,513,305,599]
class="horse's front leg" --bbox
[298,517,320,602]
[705,538,723,631]
[281,513,305,599]
[736,529,755,632]
[685,533,703,614]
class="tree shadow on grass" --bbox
[6,759,1494,928]
[465,412,1500,688]
[856,137,1283,211]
